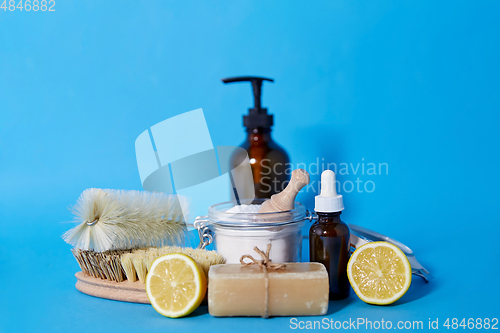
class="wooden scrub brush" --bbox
[72,246,225,303]
[62,188,195,303]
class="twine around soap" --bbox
[239,244,285,319]
[240,244,286,270]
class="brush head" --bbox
[72,246,225,283]
[62,188,189,252]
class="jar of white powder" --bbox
[194,199,308,264]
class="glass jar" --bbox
[194,199,308,264]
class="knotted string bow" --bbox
[239,244,285,318]
[240,244,286,270]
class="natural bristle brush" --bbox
[63,188,188,252]
[71,245,225,303]
[63,188,225,303]
[72,246,225,283]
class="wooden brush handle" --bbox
[75,272,150,304]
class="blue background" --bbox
[1,1,499,332]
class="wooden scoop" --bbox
[258,169,310,213]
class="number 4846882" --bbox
[1,0,55,11]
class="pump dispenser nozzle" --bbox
[224,75,290,199]
[315,170,344,213]
[222,76,274,128]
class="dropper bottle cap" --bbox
[315,170,344,212]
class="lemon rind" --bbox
[347,241,412,305]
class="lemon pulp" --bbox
[347,241,412,305]
[146,253,207,318]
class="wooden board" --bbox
[75,271,150,304]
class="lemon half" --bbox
[146,253,207,318]
[347,241,412,305]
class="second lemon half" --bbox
[347,241,412,305]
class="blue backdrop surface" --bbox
[1,1,499,332]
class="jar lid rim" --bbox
[207,199,307,226]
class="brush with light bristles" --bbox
[63,188,189,252]
[72,246,226,283]
[71,246,225,304]
[62,188,202,303]
[122,246,225,283]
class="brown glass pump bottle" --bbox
[310,170,351,300]
[223,77,290,199]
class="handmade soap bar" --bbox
[208,263,329,317]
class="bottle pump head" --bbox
[222,76,274,128]
[315,170,344,213]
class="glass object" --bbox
[195,199,307,264]
[309,211,351,300]
[232,127,290,198]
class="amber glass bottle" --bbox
[238,127,289,198]
[310,211,350,299]
[310,170,350,300]
[224,76,290,198]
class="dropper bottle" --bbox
[310,170,351,300]
[223,76,290,199]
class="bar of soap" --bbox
[208,263,329,317]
